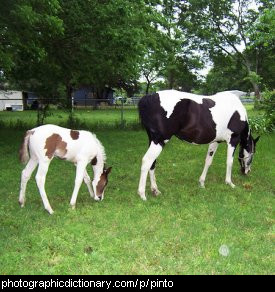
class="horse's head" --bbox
[93,166,112,201]
[238,135,260,175]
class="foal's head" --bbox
[93,166,112,201]
[238,135,260,175]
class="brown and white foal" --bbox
[19,124,111,214]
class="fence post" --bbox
[120,98,124,128]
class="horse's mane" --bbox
[94,134,106,162]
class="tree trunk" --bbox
[252,81,261,101]
[66,84,73,110]
[145,76,151,95]
[168,69,174,89]
[244,60,262,101]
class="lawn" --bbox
[0,123,274,274]
[0,108,139,130]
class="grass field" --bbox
[0,108,139,130]
[0,113,274,274]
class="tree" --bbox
[0,0,64,93]
[247,6,275,90]
[202,53,251,94]
[1,0,158,107]
[179,0,275,99]
[140,0,203,93]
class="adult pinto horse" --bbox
[138,90,259,200]
[19,124,112,214]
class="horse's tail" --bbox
[138,93,160,130]
[138,93,154,128]
[19,130,32,164]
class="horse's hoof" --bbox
[151,188,161,196]
[226,181,236,188]
[199,181,205,188]
[19,200,25,208]
[47,209,54,215]
[139,194,147,201]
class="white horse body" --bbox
[28,125,105,164]
[19,124,111,214]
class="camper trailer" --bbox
[0,91,26,111]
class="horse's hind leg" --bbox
[149,160,161,196]
[138,142,163,201]
[35,161,54,214]
[19,158,38,207]
[199,142,219,188]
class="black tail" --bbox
[138,93,158,129]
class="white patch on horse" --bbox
[210,91,247,142]
[158,89,204,118]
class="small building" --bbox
[73,87,115,107]
[0,90,27,111]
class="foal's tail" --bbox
[19,130,32,164]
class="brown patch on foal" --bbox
[96,173,108,196]
[96,167,112,196]
[44,133,67,159]
[70,130,79,140]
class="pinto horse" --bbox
[19,124,112,214]
[138,90,259,200]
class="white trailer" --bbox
[0,90,24,111]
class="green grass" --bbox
[0,108,139,130]
[0,126,274,275]
[0,103,264,131]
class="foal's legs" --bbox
[19,158,38,207]
[138,142,163,201]
[83,169,94,199]
[35,161,54,214]
[199,142,219,188]
[70,161,88,208]
[225,143,236,188]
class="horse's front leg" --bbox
[70,161,88,209]
[83,169,95,199]
[225,143,236,188]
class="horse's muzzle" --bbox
[95,195,103,201]
[240,167,246,175]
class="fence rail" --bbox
[0,98,141,107]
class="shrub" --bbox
[250,90,275,133]
[249,115,270,134]
[262,90,275,131]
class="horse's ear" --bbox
[254,136,260,144]
[104,167,112,175]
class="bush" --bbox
[249,115,270,134]
[262,90,275,131]
[250,90,275,133]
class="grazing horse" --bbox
[19,124,112,214]
[138,90,259,200]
